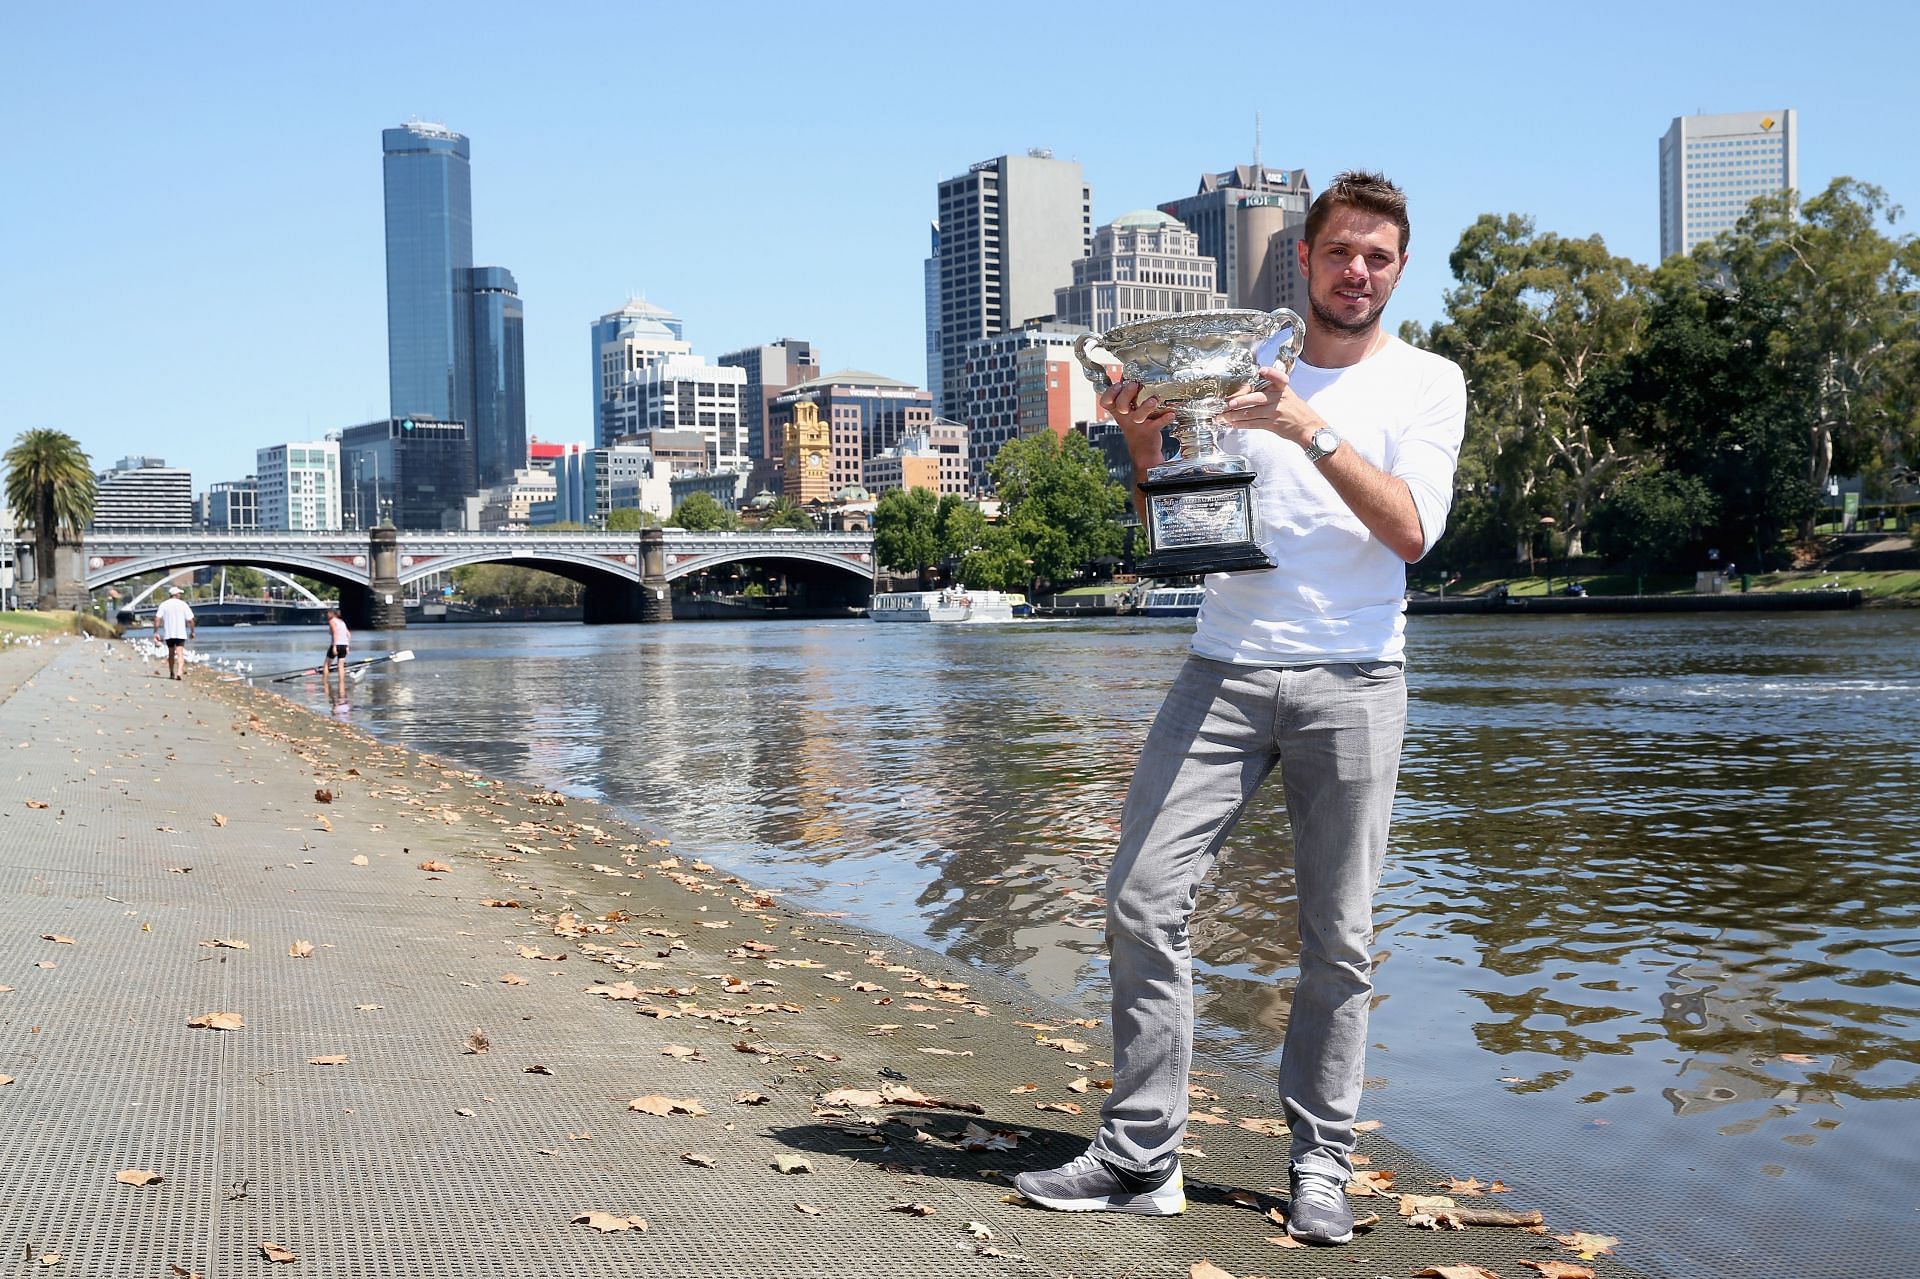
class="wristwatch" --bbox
[1304,427,1342,462]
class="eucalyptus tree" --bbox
[4,428,96,609]
[1423,215,1650,561]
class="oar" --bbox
[263,650,414,684]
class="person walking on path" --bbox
[1014,172,1467,1246]
[152,585,195,680]
[323,606,352,706]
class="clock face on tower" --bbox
[808,452,823,469]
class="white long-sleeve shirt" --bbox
[1191,336,1467,666]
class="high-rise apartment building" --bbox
[256,441,342,531]
[339,417,474,531]
[924,221,942,401]
[1055,210,1227,333]
[91,457,194,530]
[1659,109,1799,260]
[466,266,526,489]
[1159,165,1311,312]
[958,322,1105,488]
[718,338,820,461]
[592,300,693,446]
[932,150,1091,421]
[382,121,525,495]
[198,478,259,532]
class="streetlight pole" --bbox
[1538,516,1557,596]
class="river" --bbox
[195,610,1920,1277]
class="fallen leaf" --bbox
[167,1266,203,1278]
[1348,1169,1397,1196]
[211,813,228,827]
[794,1203,823,1216]
[734,1090,770,1105]
[313,789,332,803]
[1555,1232,1621,1260]
[681,1151,715,1168]
[1036,1036,1088,1053]
[965,1221,993,1240]
[774,1152,813,1174]
[1413,1268,1498,1279]
[957,1121,1020,1152]
[418,859,452,873]
[115,1169,164,1186]
[1035,1101,1082,1115]
[889,1202,935,1216]
[1190,1262,1238,1279]
[288,940,315,958]
[25,800,50,809]
[571,1211,647,1233]
[499,973,528,985]
[258,1243,297,1264]
[355,1003,382,1011]
[454,1107,477,1117]
[308,1055,349,1066]
[313,816,332,833]
[0,1075,12,1085]
[1265,1233,1307,1249]
[628,1094,708,1117]
[41,934,76,945]
[350,855,369,866]
[1236,1116,1288,1137]
[37,1255,60,1267]
[525,1064,554,1075]
[1008,1083,1038,1094]
[661,1044,701,1060]
[1439,1177,1487,1195]
[1354,1118,1383,1132]
[187,1012,245,1031]
[1399,1194,1459,1217]
[1520,1264,1596,1279]
[199,937,249,950]
[464,1029,490,1055]
[34,961,56,969]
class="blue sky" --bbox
[4,0,1914,490]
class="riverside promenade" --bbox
[1,641,1638,1279]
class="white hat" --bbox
[167,586,184,595]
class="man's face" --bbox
[1297,207,1407,337]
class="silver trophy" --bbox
[1075,308,1304,576]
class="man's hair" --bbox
[1304,171,1410,254]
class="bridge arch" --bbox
[659,546,873,583]
[87,549,365,596]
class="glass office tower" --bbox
[382,123,475,434]
[466,266,526,489]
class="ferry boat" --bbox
[868,588,1020,623]
[1140,586,1206,617]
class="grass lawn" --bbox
[0,610,118,637]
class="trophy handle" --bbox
[1073,332,1115,388]
[1266,307,1305,371]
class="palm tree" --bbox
[4,429,96,609]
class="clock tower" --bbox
[783,400,832,506]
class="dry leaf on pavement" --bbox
[661,1044,701,1060]
[308,1055,349,1066]
[258,1243,297,1264]
[0,1075,13,1086]
[313,788,333,803]
[40,934,75,945]
[1399,1194,1458,1216]
[211,813,228,827]
[1035,1101,1082,1115]
[628,1094,708,1116]
[1556,1232,1621,1260]
[734,1090,770,1105]
[187,1012,245,1031]
[525,1064,554,1075]
[499,973,528,985]
[1521,1263,1596,1278]
[774,1153,813,1174]
[350,855,369,866]
[794,1203,823,1216]
[1236,1116,1288,1137]
[418,859,452,872]
[287,940,315,958]
[464,1029,490,1055]
[1348,1169,1397,1195]
[1190,1262,1239,1279]
[681,1151,715,1168]
[571,1212,647,1233]
[889,1202,935,1216]
[199,938,249,950]
[115,1169,164,1187]
[1413,1267,1499,1279]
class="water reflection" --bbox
[201,610,1920,1278]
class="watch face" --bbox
[1313,429,1338,453]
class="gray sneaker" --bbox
[1014,1152,1186,1215]
[1286,1167,1354,1244]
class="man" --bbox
[323,607,352,706]
[1014,172,1466,1246]
[152,586,195,680]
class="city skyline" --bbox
[6,1,1914,491]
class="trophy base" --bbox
[1138,542,1276,577]
[1138,470,1275,577]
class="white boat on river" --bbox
[868,588,1020,623]
[1140,586,1205,617]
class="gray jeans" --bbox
[1089,655,1407,1181]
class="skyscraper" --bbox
[591,299,690,446]
[91,457,194,531]
[718,338,820,461]
[256,441,342,531]
[1159,164,1312,312]
[1659,109,1799,260]
[383,122,474,430]
[466,266,526,490]
[382,121,527,497]
[933,150,1091,422]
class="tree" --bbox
[1711,179,1920,534]
[1587,467,1719,570]
[4,429,96,608]
[451,563,582,608]
[1419,215,1649,561]
[873,487,940,584]
[987,432,1126,585]
[758,496,817,531]
[604,506,658,531]
[669,492,740,531]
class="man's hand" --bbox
[1221,362,1325,448]
[1100,379,1177,458]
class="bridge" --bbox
[72,527,876,628]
